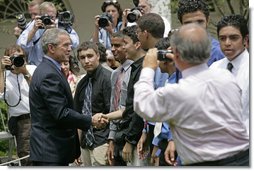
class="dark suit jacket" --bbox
[29,57,91,164]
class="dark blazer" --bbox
[29,57,91,164]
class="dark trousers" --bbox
[32,161,69,166]
[186,149,249,166]
[15,115,32,166]
[113,142,127,166]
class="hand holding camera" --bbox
[35,14,55,30]
[143,48,174,70]
[2,55,25,71]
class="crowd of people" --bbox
[0,0,249,167]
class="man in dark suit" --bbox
[29,28,108,166]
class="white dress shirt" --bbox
[210,49,249,135]
[0,65,36,117]
[134,63,249,165]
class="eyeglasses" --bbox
[104,0,118,4]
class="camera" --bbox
[157,50,173,62]
[98,13,113,28]
[58,11,74,33]
[127,7,142,23]
[16,14,27,30]
[5,55,25,70]
[40,14,52,26]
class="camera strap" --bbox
[33,29,46,45]
[4,72,22,107]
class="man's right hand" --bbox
[92,113,109,129]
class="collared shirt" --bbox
[108,59,133,140]
[134,63,249,165]
[17,20,79,66]
[0,65,36,117]
[210,49,249,135]
[74,64,112,148]
[152,72,176,146]
[207,37,225,66]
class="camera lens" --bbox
[12,56,25,67]
[43,17,51,25]
[127,13,137,23]
[98,18,108,28]
[16,14,27,30]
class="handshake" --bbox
[91,113,109,129]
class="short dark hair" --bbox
[96,42,107,63]
[217,14,249,38]
[122,25,139,43]
[101,0,123,24]
[155,37,171,50]
[77,41,99,59]
[177,0,210,23]
[137,13,164,39]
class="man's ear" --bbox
[135,41,142,49]
[48,44,56,54]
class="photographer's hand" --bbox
[1,56,12,68]
[143,48,159,70]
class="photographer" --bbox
[14,0,42,39]
[0,45,37,166]
[17,1,79,66]
[92,0,123,50]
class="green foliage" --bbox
[0,101,10,157]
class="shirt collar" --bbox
[226,48,248,71]
[121,59,133,72]
[44,55,61,71]
[182,63,208,78]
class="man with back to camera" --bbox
[17,1,79,66]
[134,23,249,166]
[29,28,107,166]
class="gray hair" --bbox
[39,1,56,13]
[170,23,211,64]
[41,28,69,54]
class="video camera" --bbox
[127,7,142,23]
[98,13,113,28]
[58,11,74,33]
[5,55,25,70]
[157,50,173,62]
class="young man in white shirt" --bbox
[210,14,249,135]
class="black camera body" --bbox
[127,7,142,23]
[58,11,74,33]
[16,14,27,30]
[5,55,25,70]
[40,14,52,25]
[157,50,173,62]
[98,13,113,28]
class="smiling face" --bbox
[218,26,245,61]
[111,36,126,64]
